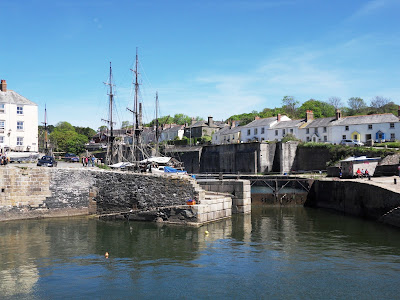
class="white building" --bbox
[160,125,184,142]
[240,114,291,142]
[0,80,38,152]
[299,110,400,144]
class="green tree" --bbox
[347,97,367,115]
[74,126,96,140]
[50,122,89,154]
[298,99,335,118]
[173,114,191,125]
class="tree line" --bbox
[228,96,398,125]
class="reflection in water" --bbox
[1,208,400,299]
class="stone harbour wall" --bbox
[197,180,251,214]
[0,167,204,222]
[305,179,400,228]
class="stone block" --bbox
[196,212,208,223]
[215,210,224,219]
[236,205,251,214]
[233,197,251,206]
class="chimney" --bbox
[231,120,236,128]
[336,109,342,120]
[208,116,214,127]
[191,117,196,125]
[277,114,281,122]
[306,110,314,122]
[255,116,260,120]
[0,80,7,92]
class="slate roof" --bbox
[332,113,399,126]
[298,113,399,128]
[187,120,224,129]
[219,126,242,135]
[243,117,277,127]
[0,90,37,106]
[272,119,305,129]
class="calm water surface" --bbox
[1,206,400,299]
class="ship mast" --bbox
[128,48,143,162]
[42,104,48,154]
[102,62,115,164]
[155,91,159,156]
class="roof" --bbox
[219,126,242,135]
[187,120,223,129]
[0,90,37,106]
[272,119,305,129]
[333,113,399,126]
[300,113,399,128]
[243,117,277,128]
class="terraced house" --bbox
[0,80,38,152]
[232,109,400,145]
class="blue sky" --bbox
[1,0,400,130]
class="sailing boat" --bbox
[106,49,186,173]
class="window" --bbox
[314,128,318,134]
[17,121,24,131]
[391,133,395,139]
[275,130,278,136]
[261,128,265,134]
[290,128,293,133]
[368,124,372,130]
[345,126,349,131]
[323,127,327,133]
[0,120,4,130]
[353,134,358,140]
[0,136,3,143]
[306,137,310,142]
[0,104,4,113]
[247,129,250,135]
[390,123,395,128]
[342,135,346,140]
[324,136,327,142]
[17,137,23,146]
[282,129,286,135]
[366,134,372,140]
[306,128,309,134]
[254,128,258,135]
[17,106,23,115]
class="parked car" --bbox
[64,153,79,162]
[340,139,364,147]
[37,156,58,167]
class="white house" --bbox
[160,125,184,142]
[240,114,291,142]
[299,110,400,144]
[0,80,38,152]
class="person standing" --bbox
[91,155,95,167]
[85,156,88,167]
[82,156,86,167]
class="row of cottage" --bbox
[149,109,400,146]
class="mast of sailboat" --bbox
[102,62,114,163]
[132,48,142,161]
[42,104,48,155]
[155,91,159,156]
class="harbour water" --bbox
[1,206,400,299]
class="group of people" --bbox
[82,155,96,167]
[356,168,371,179]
